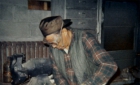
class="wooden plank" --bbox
[26,42,31,60]
[43,45,48,58]
[39,42,43,58]
[51,0,65,18]
[16,42,21,54]
[0,42,2,82]
[21,42,26,56]
[35,42,39,58]
[2,42,7,82]
[12,42,16,55]
[31,42,35,58]
[3,42,7,63]
[7,42,12,57]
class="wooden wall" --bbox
[0,41,49,82]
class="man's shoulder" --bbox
[81,30,96,38]
[70,29,96,39]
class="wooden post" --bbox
[44,1,48,10]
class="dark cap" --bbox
[39,16,72,44]
[39,16,72,37]
[39,16,63,37]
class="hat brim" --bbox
[63,19,72,28]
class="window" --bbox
[28,0,51,10]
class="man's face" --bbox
[45,32,64,49]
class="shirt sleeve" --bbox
[49,48,69,85]
[82,32,118,85]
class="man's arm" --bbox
[49,49,68,85]
[82,32,118,85]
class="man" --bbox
[39,16,118,85]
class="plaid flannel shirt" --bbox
[49,31,118,85]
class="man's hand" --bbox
[48,74,56,85]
